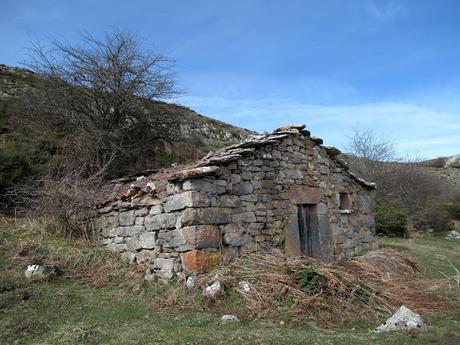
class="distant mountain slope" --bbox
[445,154,460,168]
[417,154,460,188]
[341,152,460,194]
[0,64,253,176]
[418,154,460,169]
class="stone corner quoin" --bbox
[93,124,377,279]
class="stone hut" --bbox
[94,125,376,279]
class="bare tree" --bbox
[346,126,397,182]
[8,30,179,236]
[22,30,179,176]
[346,126,455,232]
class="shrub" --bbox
[445,203,460,220]
[292,266,328,294]
[0,142,32,196]
[411,206,453,233]
[374,204,408,237]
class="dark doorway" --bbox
[297,204,319,257]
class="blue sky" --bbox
[1,0,459,158]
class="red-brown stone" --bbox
[181,250,221,274]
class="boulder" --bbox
[374,305,426,333]
[446,230,460,240]
[25,264,58,279]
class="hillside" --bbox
[0,64,253,177]
[417,155,460,189]
[341,152,460,191]
[419,154,460,169]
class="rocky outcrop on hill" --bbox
[445,154,460,168]
[0,64,44,99]
[0,64,253,176]
[419,154,460,169]
[418,154,460,188]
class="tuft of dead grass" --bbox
[4,216,129,288]
[192,248,450,328]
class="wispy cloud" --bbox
[175,96,460,158]
[367,1,401,20]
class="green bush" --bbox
[292,266,328,294]
[0,143,32,195]
[374,204,408,237]
[445,203,460,220]
[412,206,453,233]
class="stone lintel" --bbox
[289,186,322,205]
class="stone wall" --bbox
[94,127,376,279]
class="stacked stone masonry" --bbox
[94,125,376,279]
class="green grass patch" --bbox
[378,235,460,280]
[1,218,459,344]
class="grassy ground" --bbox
[1,218,459,345]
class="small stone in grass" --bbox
[205,280,223,298]
[238,280,251,292]
[24,264,57,279]
[186,275,197,288]
[221,315,239,324]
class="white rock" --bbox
[221,315,239,324]
[374,305,426,333]
[446,230,460,240]
[25,264,40,278]
[147,182,156,191]
[238,280,251,292]
[205,280,222,298]
[24,264,57,279]
[186,276,197,288]
[136,175,146,181]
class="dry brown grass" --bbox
[193,247,449,328]
[5,216,129,288]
